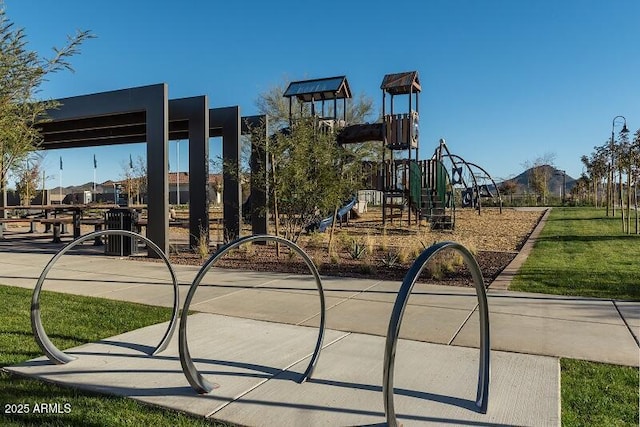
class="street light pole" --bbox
[555,169,567,205]
[609,116,628,217]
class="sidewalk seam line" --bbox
[205,331,352,418]
[612,300,640,348]
[295,281,383,325]
[191,277,288,307]
[447,303,478,345]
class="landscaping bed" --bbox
[165,207,544,287]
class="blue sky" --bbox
[5,0,639,188]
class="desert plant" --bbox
[329,249,340,265]
[364,233,375,255]
[192,224,210,260]
[425,261,444,280]
[360,262,375,275]
[168,243,180,256]
[397,246,411,264]
[348,239,367,259]
[336,231,352,251]
[307,232,326,249]
[380,226,389,251]
[380,251,399,268]
[424,250,465,279]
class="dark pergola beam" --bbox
[169,96,209,249]
[44,84,169,255]
[210,107,241,240]
[37,84,254,254]
[39,111,147,134]
[243,115,268,236]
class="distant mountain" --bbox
[50,181,113,195]
[498,165,576,194]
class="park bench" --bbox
[0,218,38,239]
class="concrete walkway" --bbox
[0,216,638,425]
[1,248,637,366]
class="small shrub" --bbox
[425,250,465,278]
[425,261,444,280]
[364,233,375,255]
[348,239,367,260]
[192,225,210,260]
[336,231,351,251]
[397,246,411,264]
[311,255,324,270]
[329,249,340,265]
[168,243,180,256]
[380,227,389,251]
[307,232,325,249]
[360,262,375,275]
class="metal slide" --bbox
[310,195,358,233]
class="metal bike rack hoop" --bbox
[31,229,180,364]
[179,234,327,394]
[383,241,490,426]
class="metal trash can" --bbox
[104,208,139,256]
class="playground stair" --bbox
[383,191,406,221]
[420,188,454,230]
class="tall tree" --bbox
[0,6,92,215]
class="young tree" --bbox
[120,155,146,204]
[616,128,638,234]
[254,81,379,245]
[498,179,518,205]
[0,7,92,215]
[632,129,640,234]
[13,153,43,205]
[580,147,608,207]
[522,153,556,205]
[268,119,362,242]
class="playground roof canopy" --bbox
[283,76,352,102]
[381,71,421,95]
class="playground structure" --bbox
[282,71,502,231]
[15,71,504,253]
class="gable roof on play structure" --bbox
[380,71,421,95]
[283,76,352,102]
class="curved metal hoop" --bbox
[179,234,326,394]
[31,230,180,365]
[383,241,490,425]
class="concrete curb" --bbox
[489,208,551,291]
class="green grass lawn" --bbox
[0,285,229,426]
[510,207,639,425]
[561,359,638,426]
[511,207,640,300]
